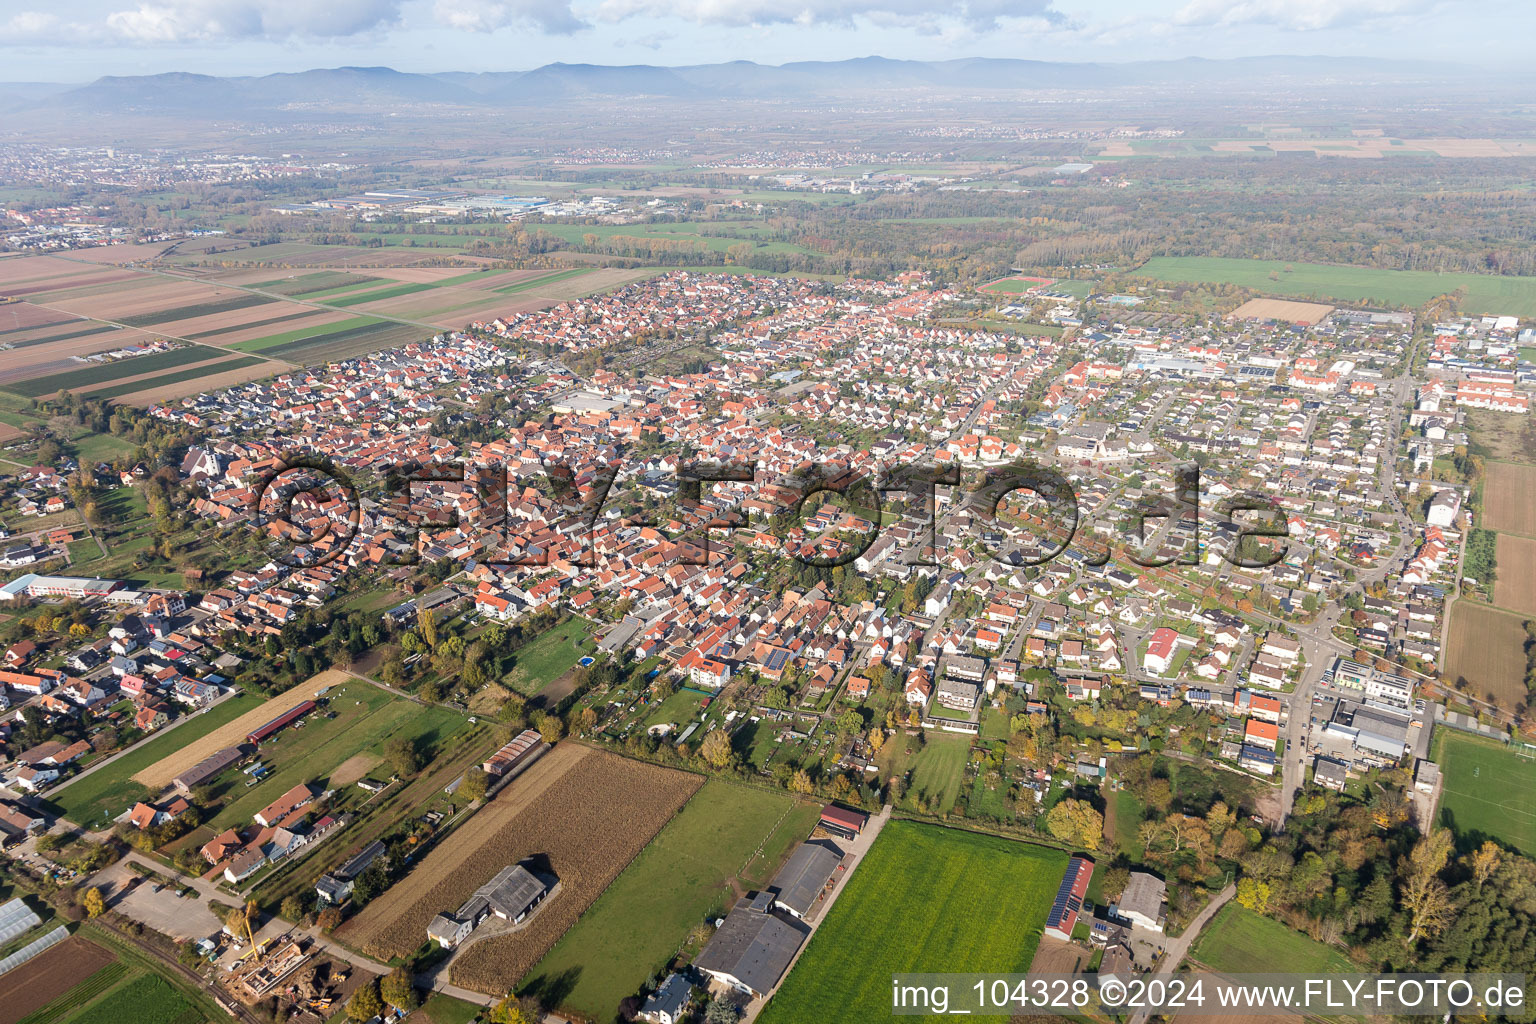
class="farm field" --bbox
[1494,533,1536,614]
[1191,903,1354,974]
[129,670,350,790]
[979,275,1055,293]
[0,935,117,1024]
[0,344,234,397]
[90,355,270,404]
[758,820,1067,1024]
[1443,602,1530,707]
[61,973,195,1024]
[202,683,468,830]
[521,782,817,1019]
[1228,297,1335,323]
[1132,256,1536,316]
[46,690,263,826]
[1482,461,1536,535]
[229,315,387,352]
[533,221,817,256]
[1433,730,1536,856]
[339,744,700,995]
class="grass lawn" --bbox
[1191,903,1354,974]
[504,617,594,695]
[69,430,136,465]
[1433,730,1536,855]
[967,774,1012,821]
[758,820,1067,1024]
[643,688,708,729]
[1133,256,1536,317]
[901,732,971,814]
[47,691,262,826]
[205,686,467,830]
[520,781,811,1019]
[1108,787,1146,861]
[419,993,482,1024]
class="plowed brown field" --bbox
[337,744,701,995]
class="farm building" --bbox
[246,700,317,745]
[1114,872,1167,932]
[427,863,551,949]
[174,745,246,795]
[1044,855,1095,941]
[693,891,810,998]
[316,839,385,904]
[818,805,867,840]
[768,840,843,918]
[482,729,545,776]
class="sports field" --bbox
[1434,730,1536,855]
[1191,904,1354,974]
[758,820,1067,1024]
[521,782,821,1019]
[1133,256,1536,316]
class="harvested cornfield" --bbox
[338,745,700,994]
[131,669,352,789]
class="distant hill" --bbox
[1,55,1469,117]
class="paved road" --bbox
[1125,883,1236,1024]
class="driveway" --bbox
[1125,884,1235,1024]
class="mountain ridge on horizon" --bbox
[0,54,1489,116]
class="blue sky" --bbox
[0,0,1522,81]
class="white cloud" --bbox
[1173,0,1436,31]
[589,0,1059,31]
[4,0,403,45]
[433,0,585,34]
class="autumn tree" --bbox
[381,966,420,1011]
[347,979,384,1022]
[461,766,488,802]
[700,729,734,769]
[1045,799,1103,851]
[536,713,565,744]
[417,606,438,650]
[83,887,105,918]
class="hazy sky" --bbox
[0,0,1523,81]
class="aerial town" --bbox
[1,27,1536,1024]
